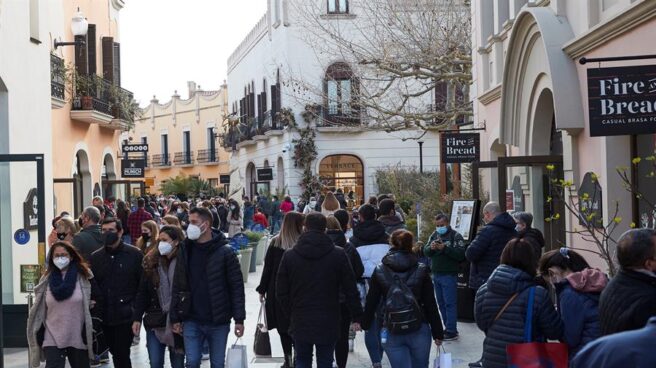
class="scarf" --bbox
[154,258,177,347]
[49,262,79,301]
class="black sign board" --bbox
[122,144,149,153]
[587,65,656,136]
[578,172,603,228]
[441,133,480,163]
[256,168,273,181]
[23,188,38,230]
[220,175,231,184]
[121,159,145,178]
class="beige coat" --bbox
[26,272,95,367]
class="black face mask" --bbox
[56,232,67,240]
[102,232,119,247]
[142,233,150,242]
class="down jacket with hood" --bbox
[465,212,517,290]
[475,265,563,368]
[349,220,390,278]
[276,230,363,344]
[555,268,608,358]
[378,215,406,236]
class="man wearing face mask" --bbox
[90,218,144,368]
[423,213,465,341]
[72,206,104,261]
[170,207,245,368]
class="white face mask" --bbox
[177,208,183,214]
[158,241,174,256]
[186,224,202,240]
[54,256,70,270]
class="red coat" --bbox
[280,201,294,213]
[254,212,269,228]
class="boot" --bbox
[281,354,294,368]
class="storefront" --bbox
[318,154,364,205]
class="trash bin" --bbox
[457,260,475,322]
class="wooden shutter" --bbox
[74,35,88,75]
[87,25,96,75]
[102,37,114,82]
[113,42,121,86]
[270,85,278,115]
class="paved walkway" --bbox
[4,253,484,367]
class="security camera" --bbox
[282,143,292,153]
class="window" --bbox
[328,0,348,14]
[208,178,219,188]
[161,134,168,160]
[324,62,357,118]
[29,0,40,43]
[183,131,191,164]
[207,127,217,161]
[319,155,364,204]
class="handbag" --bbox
[143,310,167,329]
[253,301,272,357]
[506,287,568,368]
[226,338,249,368]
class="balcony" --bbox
[173,151,195,166]
[255,111,284,137]
[151,154,171,168]
[197,149,220,164]
[70,74,136,130]
[50,54,66,109]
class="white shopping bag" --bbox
[433,348,452,368]
[226,339,248,368]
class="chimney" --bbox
[187,81,197,99]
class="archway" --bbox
[102,153,117,200]
[277,157,284,193]
[245,162,256,198]
[319,154,364,205]
[74,150,92,215]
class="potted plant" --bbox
[108,84,141,130]
[245,231,264,273]
[256,231,269,266]
[238,243,253,283]
[74,72,96,110]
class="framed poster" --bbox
[450,199,480,241]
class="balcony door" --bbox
[183,131,191,164]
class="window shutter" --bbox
[87,24,96,75]
[75,35,88,75]
[102,37,114,82]
[113,42,121,86]
[271,85,278,115]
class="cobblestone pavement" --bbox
[4,258,484,367]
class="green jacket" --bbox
[423,228,466,275]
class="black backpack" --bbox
[381,265,424,334]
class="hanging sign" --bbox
[121,159,145,178]
[587,65,656,136]
[578,172,603,228]
[23,188,38,230]
[220,175,231,184]
[256,168,273,181]
[20,265,41,293]
[122,144,149,153]
[441,133,480,163]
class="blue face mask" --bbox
[437,226,448,235]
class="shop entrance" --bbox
[319,154,364,206]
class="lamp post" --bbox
[418,140,424,174]
[54,8,88,49]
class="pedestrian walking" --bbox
[27,241,100,368]
[93,195,115,219]
[128,198,154,245]
[513,211,545,257]
[253,207,269,229]
[217,199,230,233]
[321,192,340,217]
[243,197,255,230]
[378,199,406,235]
[599,228,656,335]
[170,207,245,368]
[349,204,390,368]
[302,197,318,215]
[257,211,305,368]
[276,213,363,368]
[326,215,364,368]
[281,196,294,214]
[72,206,104,261]
[132,225,186,368]
[91,218,144,368]
[176,202,190,229]
[116,200,131,244]
[474,237,563,368]
[227,201,243,237]
[363,229,444,368]
[334,189,348,209]
[136,220,159,254]
[538,247,608,358]
[423,213,466,341]
[572,317,656,368]
[271,196,282,233]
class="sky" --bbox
[120,0,267,105]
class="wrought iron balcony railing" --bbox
[197,149,219,164]
[173,151,195,165]
[151,154,171,167]
[50,54,65,101]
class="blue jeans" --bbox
[146,329,184,368]
[383,324,432,368]
[433,274,458,334]
[294,340,335,368]
[182,321,230,368]
[364,317,384,364]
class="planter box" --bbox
[256,236,268,266]
[249,242,259,273]
[238,248,253,283]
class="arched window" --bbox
[327,0,348,14]
[324,62,358,121]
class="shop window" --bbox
[319,155,364,206]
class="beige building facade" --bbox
[129,82,230,193]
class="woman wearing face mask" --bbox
[137,220,160,254]
[54,216,79,244]
[27,241,100,368]
[132,226,186,368]
[227,201,243,238]
[538,248,608,359]
[302,197,318,215]
[116,199,131,244]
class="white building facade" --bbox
[225,0,443,203]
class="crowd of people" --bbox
[26,193,656,368]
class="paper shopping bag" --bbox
[433,350,452,368]
[226,340,248,368]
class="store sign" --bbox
[441,133,480,163]
[121,159,145,178]
[256,168,273,181]
[578,172,603,228]
[587,65,656,136]
[20,265,41,293]
[122,144,149,153]
[23,188,38,230]
[220,175,231,184]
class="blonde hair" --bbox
[274,212,304,250]
[162,215,181,227]
[136,220,159,253]
[322,192,340,212]
[56,216,79,235]
[326,216,342,231]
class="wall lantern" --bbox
[54,8,89,49]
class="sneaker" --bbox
[469,359,483,367]
[90,357,101,368]
[443,332,459,341]
[99,352,110,363]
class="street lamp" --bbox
[418,140,424,174]
[54,8,88,49]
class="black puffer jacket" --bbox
[348,220,389,247]
[73,225,104,261]
[327,229,364,280]
[378,215,406,236]
[170,232,245,325]
[475,265,563,368]
[256,241,288,331]
[599,269,656,335]
[90,243,144,326]
[276,231,363,344]
[363,250,444,340]
[465,213,517,289]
